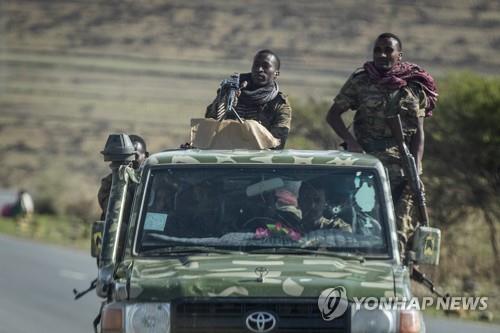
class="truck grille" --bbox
[171,298,350,333]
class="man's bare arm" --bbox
[410,117,425,173]
[326,103,363,152]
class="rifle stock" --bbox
[387,114,430,226]
[411,266,448,299]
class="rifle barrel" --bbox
[387,115,430,226]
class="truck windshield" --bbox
[136,166,389,256]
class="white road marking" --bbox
[59,269,88,281]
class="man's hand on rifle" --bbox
[231,80,248,108]
[224,80,247,112]
[235,81,248,98]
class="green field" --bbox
[0,0,498,223]
[2,1,499,207]
[0,215,91,250]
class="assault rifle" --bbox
[220,73,244,123]
[411,266,449,299]
[386,114,429,226]
[387,114,448,299]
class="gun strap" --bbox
[386,89,402,117]
[386,89,413,146]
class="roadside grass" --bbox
[412,215,500,324]
[0,215,91,251]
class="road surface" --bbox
[0,234,498,333]
[0,234,99,333]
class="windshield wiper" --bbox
[141,245,240,256]
[247,247,365,262]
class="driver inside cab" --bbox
[297,181,352,233]
[254,180,352,240]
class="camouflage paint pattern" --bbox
[334,72,428,255]
[107,150,407,302]
[99,164,136,268]
[114,254,406,302]
[333,71,427,151]
[146,149,371,167]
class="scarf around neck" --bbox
[237,72,279,108]
[363,61,438,116]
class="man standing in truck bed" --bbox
[326,32,438,254]
[205,49,292,149]
[97,134,149,220]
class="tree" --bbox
[287,98,346,150]
[425,72,500,275]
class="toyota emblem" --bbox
[245,311,277,333]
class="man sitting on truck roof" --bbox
[205,49,292,149]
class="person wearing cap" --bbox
[97,134,149,220]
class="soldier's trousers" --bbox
[382,160,419,256]
[369,152,421,257]
[392,179,418,255]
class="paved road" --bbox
[424,315,500,333]
[0,234,499,333]
[0,234,99,333]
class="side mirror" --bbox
[412,226,441,266]
[91,221,104,258]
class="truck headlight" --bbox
[351,306,424,333]
[399,309,424,333]
[351,307,396,333]
[102,304,124,333]
[101,302,170,333]
[126,303,170,333]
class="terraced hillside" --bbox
[0,0,499,215]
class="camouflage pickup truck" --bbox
[91,134,440,333]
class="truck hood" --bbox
[126,254,398,301]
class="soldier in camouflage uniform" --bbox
[326,33,438,255]
[97,134,149,220]
[205,49,292,149]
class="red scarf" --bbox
[363,61,438,116]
